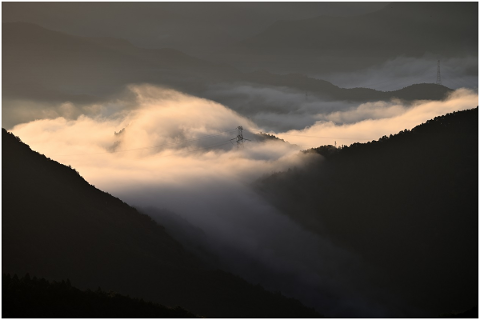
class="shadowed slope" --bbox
[3,273,198,318]
[257,108,478,316]
[2,128,320,317]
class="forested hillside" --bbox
[3,273,196,318]
[2,128,319,317]
[257,108,478,316]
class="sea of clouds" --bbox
[10,84,477,316]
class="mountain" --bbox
[3,273,197,318]
[3,21,454,104]
[222,2,478,74]
[138,207,221,268]
[2,22,233,101]
[2,128,320,317]
[256,108,478,316]
[3,21,456,130]
[239,70,453,101]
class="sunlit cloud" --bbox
[274,88,478,149]
[9,84,475,317]
[11,84,304,190]
[11,85,477,194]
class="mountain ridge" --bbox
[219,2,477,74]
[256,108,478,316]
[238,2,477,57]
[2,21,458,131]
[3,273,198,318]
[2,128,320,317]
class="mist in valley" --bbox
[10,84,478,317]
[3,2,478,318]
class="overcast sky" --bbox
[3,2,388,55]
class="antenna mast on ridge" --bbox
[436,60,442,85]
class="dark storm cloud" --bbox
[2,2,387,56]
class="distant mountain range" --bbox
[256,108,478,316]
[3,22,455,128]
[2,22,233,102]
[238,70,453,101]
[2,128,319,317]
[221,2,478,74]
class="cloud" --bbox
[205,83,360,131]
[274,88,478,149]
[11,84,474,316]
[11,84,418,316]
[9,85,309,237]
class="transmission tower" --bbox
[231,126,250,148]
[436,60,442,85]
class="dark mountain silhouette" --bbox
[223,2,478,74]
[254,132,289,143]
[239,70,453,102]
[3,22,456,128]
[2,22,234,101]
[256,108,478,317]
[2,128,320,317]
[1,3,389,55]
[440,305,478,318]
[3,273,197,318]
[137,207,221,269]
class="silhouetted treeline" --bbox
[3,273,196,318]
[254,132,288,143]
[2,128,320,318]
[440,305,478,318]
[257,108,478,317]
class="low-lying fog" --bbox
[10,84,477,316]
